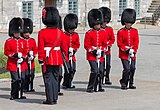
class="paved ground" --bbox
[0,24,160,110]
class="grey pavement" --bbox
[0,25,160,110]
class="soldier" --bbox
[62,13,80,89]
[21,18,38,92]
[38,7,68,105]
[99,7,115,85]
[4,17,27,100]
[117,8,139,90]
[84,9,108,93]
[58,16,64,96]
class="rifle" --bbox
[61,51,69,74]
[102,54,106,84]
[28,51,33,91]
[17,62,22,99]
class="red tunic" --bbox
[117,27,139,60]
[38,28,68,65]
[4,37,27,72]
[24,37,38,69]
[64,31,80,62]
[104,26,115,55]
[84,29,109,62]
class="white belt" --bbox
[44,47,60,57]
[44,47,60,51]
[92,46,102,49]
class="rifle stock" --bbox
[61,51,69,74]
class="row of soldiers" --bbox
[4,6,139,105]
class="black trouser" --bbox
[10,71,25,98]
[87,61,104,91]
[24,68,35,91]
[45,65,59,102]
[58,67,63,92]
[103,54,111,83]
[120,59,136,87]
[63,60,76,88]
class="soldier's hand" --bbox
[38,60,44,65]
[17,57,24,64]
[12,52,22,58]
[91,49,97,55]
[73,50,77,55]
[125,49,130,54]
[28,51,33,57]
[28,55,34,61]
[129,49,134,57]
[69,47,74,56]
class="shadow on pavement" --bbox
[15,98,44,104]
[39,85,45,87]
[24,91,45,96]
[0,94,10,99]
[73,81,88,85]
[103,85,121,89]
[62,87,87,92]
[0,87,10,91]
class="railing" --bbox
[152,5,160,25]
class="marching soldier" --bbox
[4,17,27,100]
[84,9,108,93]
[117,8,139,90]
[62,13,80,89]
[99,7,115,85]
[57,16,64,96]
[21,18,38,92]
[38,7,68,105]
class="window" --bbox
[135,0,140,16]
[68,0,78,15]
[119,0,127,17]
[22,1,33,20]
[57,0,63,8]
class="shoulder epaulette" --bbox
[106,26,112,29]
[120,27,125,30]
[7,37,12,40]
[87,29,93,33]
[131,27,137,30]
[100,28,105,31]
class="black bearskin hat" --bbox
[58,16,62,30]
[88,9,103,28]
[121,8,136,25]
[99,7,111,23]
[64,13,78,31]
[9,17,23,37]
[22,18,33,34]
[42,7,60,27]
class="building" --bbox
[0,0,155,31]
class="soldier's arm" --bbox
[38,31,45,61]
[32,39,38,57]
[108,28,115,47]
[133,29,139,53]
[84,32,94,52]
[117,30,130,51]
[4,40,15,57]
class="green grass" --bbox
[0,59,42,79]
[0,72,10,79]
[0,47,42,79]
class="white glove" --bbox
[18,52,22,58]
[28,55,34,61]
[17,58,23,64]
[69,47,73,56]
[96,49,102,58]
[29,51,33,56]
[129,49,134,57]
